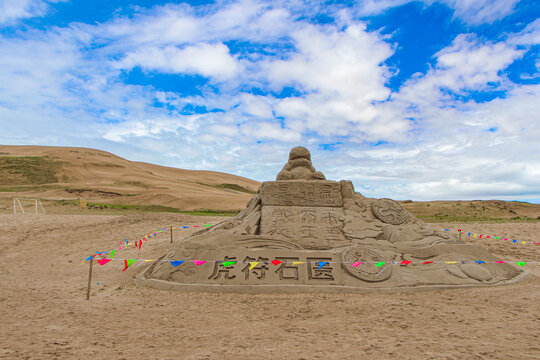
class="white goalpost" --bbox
[13,198,46,215]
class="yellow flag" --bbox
[144,260,154,262]
[473,234,477,238]
[293,261,305,266]
[445,261,458,264]
[249,262,259,270]
[522,241,527,245]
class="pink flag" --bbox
[351,262,362,267]
[97,259,111,266]
[193,260,206,266]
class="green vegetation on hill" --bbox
[215,183,257,194]
[197,182,257,194]
[0,156,61,185]
[48,199,239,216]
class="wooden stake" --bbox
[86,256,93,300]
[170,226,173,243]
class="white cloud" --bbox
[100,0,293,47]
[0,0,47,24]
[438,0,519,25]
[0,0,538,202]
[396,34,524,108]
[266,24,407,140]
[509,18,540,45]
[352,0,519,25]
[118,42,242,81]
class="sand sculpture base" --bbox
[139,148,526,293]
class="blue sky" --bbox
[0,0,539,202]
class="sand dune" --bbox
[0,145,260,211]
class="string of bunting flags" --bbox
[85,224,214,261]
[442,228,540,246]
[88,257,538,272]
[84,225,538,272]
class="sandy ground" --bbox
[0,213,538,360]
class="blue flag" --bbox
[317,261,328,269]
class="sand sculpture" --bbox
[139,147,526,293]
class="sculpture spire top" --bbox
[276,146,326,181]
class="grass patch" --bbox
[87,202,239,216]
[215,183,257,194]
[197,182,256,194]
[89,162,124,168]
[0,156,61,185]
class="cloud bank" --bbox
[0,0,538,202]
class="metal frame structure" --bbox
[13,198,46,214]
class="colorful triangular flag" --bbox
[170,260,184,267]
[97,258,111,266]
[249,262,259,270]
[222,261,236,267]
[271,260,283,266]
[400,260,412,266]
[123,259,137,271]
[193,260,206,266]
[317,261,328,269]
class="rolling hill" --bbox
[0,145,260,212]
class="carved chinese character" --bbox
[320,184,336,205]
[324,225,342,241]
[267,220,293,238]
[321,211,339,225]
[208,256,237,280]
[300,209,317,224]
[274,257,300,280]
[272,209,294,222]
[307,258,334,280]
[241,256,269,280]
[300,225,317,239]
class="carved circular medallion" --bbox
[341,248,392,282]
[372,198,408,225]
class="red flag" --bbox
[423,261,434,264]
[400,260,412,266]
[271,259,283,266]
